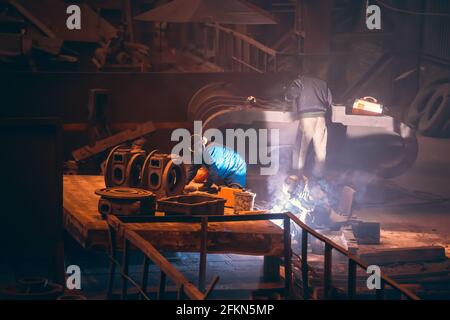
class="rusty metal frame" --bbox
[106,212,419,300]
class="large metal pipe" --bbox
[188,82,418,179]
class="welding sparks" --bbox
[270,175,312,223]
[270,175,337,228]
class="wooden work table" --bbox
[63,175,109,249]
[63,175,284,257]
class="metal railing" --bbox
[106,212,420,300]
[286,212,420,300]
[106,215,215,300]
[201,23,278,73]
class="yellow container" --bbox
[352,96,383,115]
[218,186,240,207]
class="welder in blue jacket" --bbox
[186,136,247,190]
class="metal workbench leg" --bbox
[177,284,185,300]
[121,238,130,300]
[348,259,357,299]
[199,217,208,292]
[140,255,150,300]
[376,280,385,300]
[324,244,333,299]
[107,225,117,299]
[301,229,309,299]
[158,271,167,300]
[263,256,281,282]
[283,216,292,298]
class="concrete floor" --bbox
[355,135,450,257]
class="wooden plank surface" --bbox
[63,175,108,248]
[108,215,283,256]
[63,175,283,256]
[358,246,446,265]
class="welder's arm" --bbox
[186,163,202,184]
[204,167,220,188]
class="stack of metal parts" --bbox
[96,146,187,217]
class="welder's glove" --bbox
[184,184,198,193]
[198,184,218,193]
